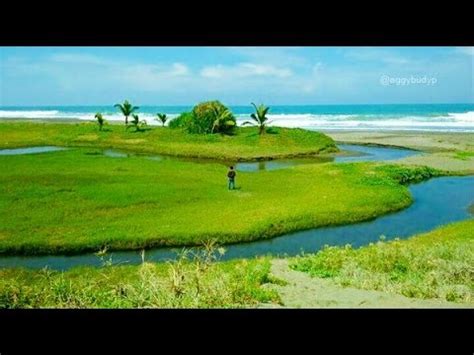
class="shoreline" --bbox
[1,117,474,133]
[322,130,474,174]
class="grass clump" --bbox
[290,220,474,303]
[375,164,444,184]
[453,151,474,161]
[0,243,279,308]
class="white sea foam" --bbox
[0,110,60,118]
[1,110,473,131]
[0,110,178,125]
[235,112,474,131]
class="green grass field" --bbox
[0,145,438,254]
[0,121,337,160]
[291,220,474,303]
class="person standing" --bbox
[227,166,236,190]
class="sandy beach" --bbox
[324,130,474,174]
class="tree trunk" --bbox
[125,116,128,125]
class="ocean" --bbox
[0,103,473,132]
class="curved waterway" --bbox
[1,144,472,271]
[0,143,420,171]
[101,143,418,171]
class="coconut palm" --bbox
[243,103,271,135]
[94,113,106,131]
[156,113,168,127]
[211,107,236,134]
[114,100,139,125]
[129,113,147,131]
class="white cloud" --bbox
[227,47,309,67]
[345,48,410,65]
[50,53,107,65]
[455,47,474,56]
[200,62,292,79]
[170,63,189,76]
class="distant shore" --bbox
[322,130,474,174]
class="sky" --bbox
[0,47,473,106]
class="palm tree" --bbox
[114,100,139,125]
[211,107,236,134]
[243,103,271,135]
[129,113,147,131]
[94,113,105,131]
[156,113,168,127]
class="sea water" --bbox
[1,103,473,131]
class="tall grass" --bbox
[0,242,280,308]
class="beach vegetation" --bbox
[156,113,168,127]
[290,220,474,303]
[128,114,147,132]
[114,100,139,126]
[0,250,279,308]
[94,113,106,131]
[243,103,271,135]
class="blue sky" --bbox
[1,47,472,106]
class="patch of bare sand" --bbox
[325,131,474,174]
[325,130,474,153]
[259,259,471,308]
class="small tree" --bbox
[114,100,139,125]
[129,114,147,132]
[156,113,168,127]
[94,113,106,131]
[211,107,236,134]
[243,103,272,135]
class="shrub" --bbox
[169,101,236,135]
[169,112,194,129]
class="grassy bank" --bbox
[290,220,474,303]
[0,146,440,255]
[0,255,279,308]
[0,121,337,161]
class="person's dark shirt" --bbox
[227,170,236,179]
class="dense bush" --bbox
[169,101,236,135]
[168,112,194,129]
